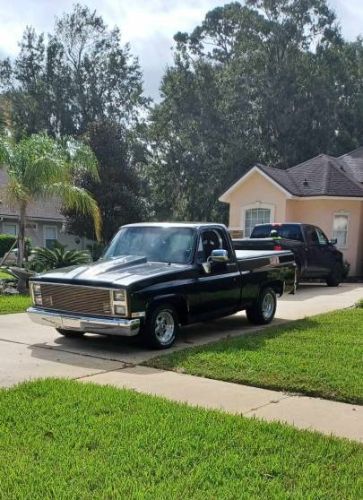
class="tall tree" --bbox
[0,133,101,269]
[0,4,147,138]
[66,120,149,241]
[149,0,363,222]
[0,4,148,238]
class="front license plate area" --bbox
[62,317,81,330]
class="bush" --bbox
[0,235,32,261]
[30,244,91,272]
[0,234,17,258]
[343,260,351,278]
[355,299,363,308]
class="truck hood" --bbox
[35,255,190,288]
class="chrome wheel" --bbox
[154,310,175,345]
[262,292,275,320]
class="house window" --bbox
[333,214,349,248]
[44,225,58,249]
[244,207,272,237]
[3,223,18,236]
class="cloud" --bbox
[0,0,362,99]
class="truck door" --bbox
[195,228,241,318]
[305,225,331,276]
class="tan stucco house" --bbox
[220,148,363,275]
[0,170,88,250]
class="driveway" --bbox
[0,283,362,388]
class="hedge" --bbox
[0,235,32,258]
[0,234,17,258]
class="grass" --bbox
[0,269,12,279]
[0,294,31,314]
[0,379,362,499]
[147,308,363,404]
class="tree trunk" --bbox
[17,202,26,267]
[16,202,27,293]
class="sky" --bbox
[0,0,363,99]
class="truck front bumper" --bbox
[27,307,141,337]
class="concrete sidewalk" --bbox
[80,365,363,443]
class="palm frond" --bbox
[62,136,99,182]
[0,136,13,167]
[46,183,102,241]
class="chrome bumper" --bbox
[27,307,140,337]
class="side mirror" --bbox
[201,249,229,274]
[210,249,229,263]
[329,238,337,246]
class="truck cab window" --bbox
[315,227,329,246]
[198,229,230,262]
[305,226,319,245]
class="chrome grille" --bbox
[39,283,113,316]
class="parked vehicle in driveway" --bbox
[27,223,296,349]
[233,223,344,286]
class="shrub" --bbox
[343,260,351,279]
[355,299,363,308]
[30,244,91,272]
[0,235,32,260]
[0,234,17,258]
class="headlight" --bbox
[114,305,126,316]
[112,289,127,316]
[34,295,43,306]
[32,283,42,306]
[113,290,126,302]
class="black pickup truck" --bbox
[28,223,295,349]
[233,223,344,286]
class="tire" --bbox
[143,304,179,349]
[326,263,343,287]
[246,287,277,325]
[56,328,85,338]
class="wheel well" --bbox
[264,280,284,297]
[147,296,189,325]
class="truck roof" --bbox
[123,222,227,230]
[254,222,304,227]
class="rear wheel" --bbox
[56,328,85,338]
[144,304,179,349]
[246,288,277,325]
[326,263,343,287]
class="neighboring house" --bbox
[220,148,363,275]
[0,170,88,251]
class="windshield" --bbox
[103,226,196,264]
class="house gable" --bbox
[219,165,292,203]
[225,168,289,231]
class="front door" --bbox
[194,228,241,319]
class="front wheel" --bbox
[326,263,343,287]
[143,304,179,349]
[56,328,85,338]
[246,288,277,325]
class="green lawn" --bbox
[148,308,363,404]
[0,269,12,279]
[0,379,362,499]
[0,294,31,314]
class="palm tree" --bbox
[0,133,102,269]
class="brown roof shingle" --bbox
[259,154,363,197]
